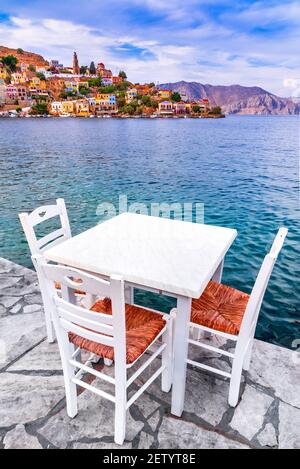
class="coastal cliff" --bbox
[159,82,299,115]
[0,46,49,68]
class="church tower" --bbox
[73,52,80,75]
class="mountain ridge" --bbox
[159,81,299,115]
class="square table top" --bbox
[44,213,237,299]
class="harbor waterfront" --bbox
[0,115,299,349]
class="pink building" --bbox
[173,102,187,114]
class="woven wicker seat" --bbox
[191,281,250,336]
[69,298,166,364]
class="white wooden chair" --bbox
[19,199,72,343]
[171,227,288,408]
[40,261,173,445]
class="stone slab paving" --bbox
[0,257,300,449]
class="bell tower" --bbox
[73,52,80,75]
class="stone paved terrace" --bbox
[1,256,300,450]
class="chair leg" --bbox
[114,358,127,445]
[228,356,244,407]
[65,375,78,418]
[42,297,56,343]
[243,338,254,371]
[161,320,173,392]
[114,384,127,445]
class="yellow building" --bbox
[30,77,41,87]
[39,80,47,90]
[0,66,8,80]
[159,89,171,100]
[11,72,26,84]
[62,101,75,115]
[95,93,110,104]
[75,99,90,117]
[64,81,79,93]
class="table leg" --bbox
[212,259,224,283]
[171,296,192,417]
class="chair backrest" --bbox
[19,198,71,255]
[41,262,126,366]
[239,227,288,343]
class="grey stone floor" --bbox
[1,256,300,450]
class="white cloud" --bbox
[0,14,298,96]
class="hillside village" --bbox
[0,47,222,118]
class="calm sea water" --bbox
[0,116,299,349]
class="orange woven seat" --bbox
[69,298,166,365]
[191,281,250,336]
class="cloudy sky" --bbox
[0,0,299,96]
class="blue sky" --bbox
[0,0,299,96]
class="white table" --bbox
[44,212,237,416]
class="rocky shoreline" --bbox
[0,113,225,119]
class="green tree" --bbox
[149,82,155,88]
[88,77,102,87]
[59,91,77,99]
[79,85,89,96]
[28,64,36,72]
[1,55,18,72]
[80,66,88,75]
[17,48,24,54]
[123,104,135,115]
[192,105,201,114]
[118,70,127,80]
[98,84,115,93]
[30,102,48,115]
[89,61,96,75]
[171,92,181,102]
[16,107,22,113]
[117,95,126,109]
[114,81,130,91]
[36,72,46,81]
[210,106,222,115]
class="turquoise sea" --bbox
[0,116,299,348]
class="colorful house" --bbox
[158,101,173,115]
[101,77,112,86]
[97,63,113,79]
[135,84,151,96]
[30,76,41,87]
[0,79,6,105]
[75,99,90,117]
[49,101,63,115]
[5,85,18,102]
[61,101,75,115]
[95,94,116,105]
[11,73,27,84]
[112,76,123,84]
[64,81,78,93]
[0,63,8,80]
[173,102,187,115]
[126,88,138,104]
[158,89,171,100]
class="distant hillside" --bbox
[0,46,48,68]
[159,81,299,115]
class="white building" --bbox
[50,101,63,114]
[0,80,6,105]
